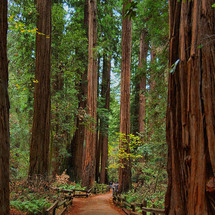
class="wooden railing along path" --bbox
[45,185,110,215]
[113,192,165,215]
[44,188,74,215]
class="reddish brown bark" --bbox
[51,66,64,176]
[166,0,215,214]
[118,0,132,193]
[70,74,87,181]
[29,0,51,177]
[0,1,10,214]
[138,30,148,135]
[100,54,111,184]
[70,0,88,182]
[82,0,97,188]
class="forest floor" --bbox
[66,191,125,215]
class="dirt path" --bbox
[65,191,125,215]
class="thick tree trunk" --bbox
[165,0,215,214]
[51,4,65,175]
[0,1,10,214]
[100,54,111,184]
[82,0,97,188]
[29,0,51,178]
[138,30,148,135]
[70,0,88,182]
[51,66,64,176]
[70,76,86,181]
[118,0,132,193]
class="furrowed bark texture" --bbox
[118,0,132,193]
[82,0,97,188]
[166,0,215,214]
[29,0,51,177]
[0,1,10,214]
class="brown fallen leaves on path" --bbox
[66,191,125,215]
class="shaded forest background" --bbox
[9,0,168,194]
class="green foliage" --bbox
[108,133,143,172]
[10,179,53,214]
[11,199,51,215]
[54,182,84,190]
[122,183,166,208]
[124,1,138,19]
[8,0,36,180]
[51,170,86,190]
[93,182,110,192]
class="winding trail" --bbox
[65,191,125,215]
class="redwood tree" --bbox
[118,0,132,193]
[70,0,88,182]
[100,54,111,184]
[0,1,10,213]
[82,0,97,188]
[29,0,52,177]
[166,0,215,214]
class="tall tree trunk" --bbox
[166,0,215,214]
[95,55,101,183]
[82,0,97,188]
[139,29,148,135]
[118,0,132,193]
[100,54,111,184]
[70,72,87,181]
[51,66,64,176]
[0,1,10,214]
[70,0,88,182]
[29,0,51,178]
[51,3,65,176]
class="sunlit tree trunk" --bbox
[118,0,132,193]
[82,0,97,188]
[0,1,10,214]
[166,0,215,214]
[29,0,52,178]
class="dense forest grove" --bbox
[0,0,215,214]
